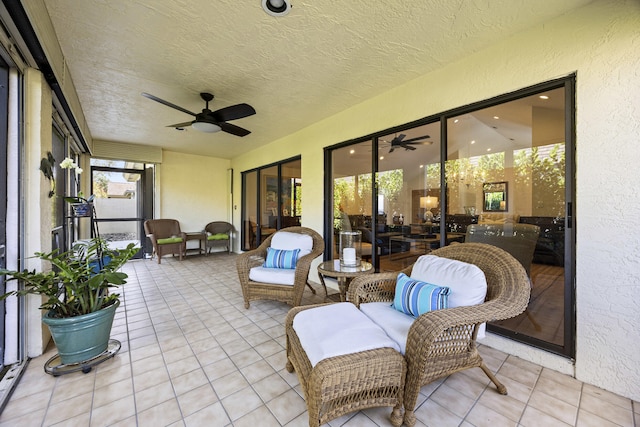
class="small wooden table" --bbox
[184,232,206,256]
[317,260,374,302]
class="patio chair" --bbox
[144,219,186,264]
[236,226,324,308]
[347,243,531,427]
[204,221,234,254]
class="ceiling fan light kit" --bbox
[262,0,291,17]
[192,121,221,133]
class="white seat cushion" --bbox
[271,231,313,258]
[360,302,414,355]
[249,266,296,285]
[293,302,401,367]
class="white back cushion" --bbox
[271,231,313,258]
[410,254,487,338]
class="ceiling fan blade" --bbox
[142,92,197,116]
[402,134,431,144]
[389,147,395,153]
[403,145,417,151]
[167,121,194,128]
[211,103,256,122]
[218,122,251,137]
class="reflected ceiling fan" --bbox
[385,133,431,153]
[142,92,256,136]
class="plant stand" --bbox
[43,339,121,376]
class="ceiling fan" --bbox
[141,92,256,136]
[386,133,431,153]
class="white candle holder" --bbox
[339,230,362,267]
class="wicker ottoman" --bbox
[285,303,406,427]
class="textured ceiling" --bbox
[42,0,593,159]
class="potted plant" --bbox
[0,237,138,365]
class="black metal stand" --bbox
[43,339,121,376]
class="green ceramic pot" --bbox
[42,300,119,365]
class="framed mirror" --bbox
[483,181,508,212]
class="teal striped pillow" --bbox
[263,247,300,269]
[392,272,450,317]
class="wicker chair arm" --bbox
[347,272,398,306]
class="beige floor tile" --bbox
[266,388,308,425]
[477,387,526,422]
[430,383,476,418]
[222,386,264,421]
[240,359,277,384]
[136,398,182,427]
[464,402,517,427]
[183,401,230,427]
[575,409,624,427]
[579,392,634,426]
[48,411,91,427]
[0,409,46,427]
[414,399,462,427]
[171,368,209,396]
[89,395,136,427]
[166,355,200,378]
[534,375,582,407]
[133,366,171,392]
[211,370,250,399]
[444,371,488,401]
[582,383,633,410]
[177,383,219,417]
[134,380,176,412]
[203,357,237,381]
[528,388,578,425]
[520,405,572,427]
[234,405,282,427]
[93,377,134,409]
[252,372,292,402]
[43,391,93,426]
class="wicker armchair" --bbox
[204,221,234,254]
[236,226,324,308]
[348,243,531,427]
[144,219,186,264]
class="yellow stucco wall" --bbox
[159,150,231,232]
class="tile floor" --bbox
[0,254,637,427]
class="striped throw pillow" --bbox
[263,247,301,269]
[392,272,450,317]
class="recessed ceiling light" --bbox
[493,116,499,119]
[350,149,355,154]
[471,140,476,144]
[379,156,384,160]
[454,119,459,123]
[487,148,491,152]
[539,95,549,100]
[419,165,424,168]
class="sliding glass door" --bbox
[241,157,302,250]
[325,77,575,357]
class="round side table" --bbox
[317,259,374,302]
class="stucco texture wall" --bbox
[231,0,640,401]
[159,150,231,233]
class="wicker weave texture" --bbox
[348,243,531,427]
[285,305,405,427]
[236,227,324,308]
